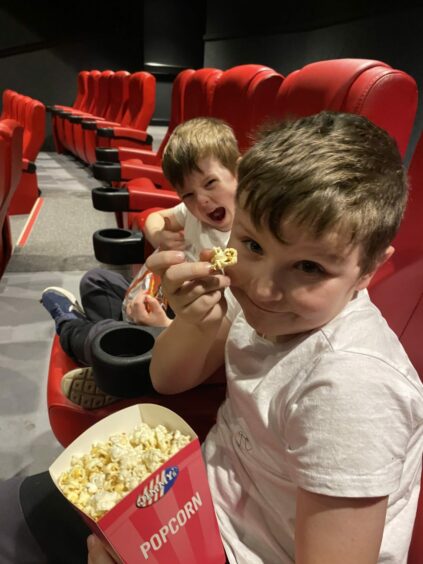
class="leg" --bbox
[59,318,131,366]
[0,473,89,564]
[80,268,130,322]
[20,472,90,564]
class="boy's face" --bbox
[227,207,381,340]
[177,156,237,232]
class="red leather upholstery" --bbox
[1,94,46,215]
[0,119,23,277]
[210,64,284,151]
[47,334,226,447]
[116,68,221,184]
[83,70,131,164]
[366,130,423,564]
[273,59,417,157]
[110,68,195,167]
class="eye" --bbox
[205,178,216,189]
[181,192,193,200]
[243,239,263,255]
[295,260,326,275]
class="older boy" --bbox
[145,111,423,563]
[40,117,239,407]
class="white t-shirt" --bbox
[122,203,230,320]
[172,202,230,262]
[203,289,423,563]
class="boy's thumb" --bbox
[163,216,171,230]
[145,295,161,312]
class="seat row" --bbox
[49,69,156,165]
[0,90,46,214]
[89,59,418,232]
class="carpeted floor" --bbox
[0,125,167,479]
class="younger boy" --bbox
[145,111,423,563]
[40,117,239,408]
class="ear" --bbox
[355,246,395,291]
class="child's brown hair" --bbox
[237,111,408,273]
[162,117,240,190]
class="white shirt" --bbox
[203,290,423,563]
[172,202,230,262]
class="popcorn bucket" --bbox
[49,404,226,563]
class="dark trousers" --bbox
[59,268,132,366]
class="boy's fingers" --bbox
[146,250,186,274]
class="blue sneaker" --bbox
[41,287,86,334]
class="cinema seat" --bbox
[273,58,417,158]
[48,70,90,153]
[0,119,23,277]
[95,68,195,167]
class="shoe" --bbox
[61,367,119,410]
[40,287,85,334]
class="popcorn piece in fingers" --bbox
[210,247,238,271]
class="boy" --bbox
[40,117,239,408]
[143,111,423,563]
[0,111,421,564]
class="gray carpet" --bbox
[8,190,118,272]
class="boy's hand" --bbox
[156,216,185,251]
[126,292,172,327]
[146,249,231,329]
[87,535,120,564]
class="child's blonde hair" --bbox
[237,111,408,274]
[162,117,240,190]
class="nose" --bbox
[196,192,210,207]
[253,273,283,303]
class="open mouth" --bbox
[208,207,226,222]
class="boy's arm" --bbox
[295,488,388,564]
[144,207,184,249]
[147,249,232,394]
[150,315,230,394]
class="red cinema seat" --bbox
[51,70,90,153]
[367,130,423,564]
[273,58,417,158]
[46,206,226,447]
[92,71,156,155]
[0,119,23,277]
[61,70,102,153]
[210,64,284,151]
[82,70,131,164]
[70,69,115,161]
[8,99,46,215]
[92,68,221,188]
[95,68,195,168]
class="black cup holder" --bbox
[93,228,145,265]
[92,161,121,182]
[91,325,163,397]
[95,147,119,163]
[92,186,129,212]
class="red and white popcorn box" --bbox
[49,404,226,563]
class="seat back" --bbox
[84,70,102,115]
[73,70,90,111]
[210,64,284,151]
[22,100,46,161]
[273,59,417,157]
[182,67,222,122]
[90,70,114,118]
[106,70,130,123]
[155,68,195,160]
[120,71,156,131]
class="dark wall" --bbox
[143,0,206,124]
[0,3,143,150]
[204,1,423,163]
